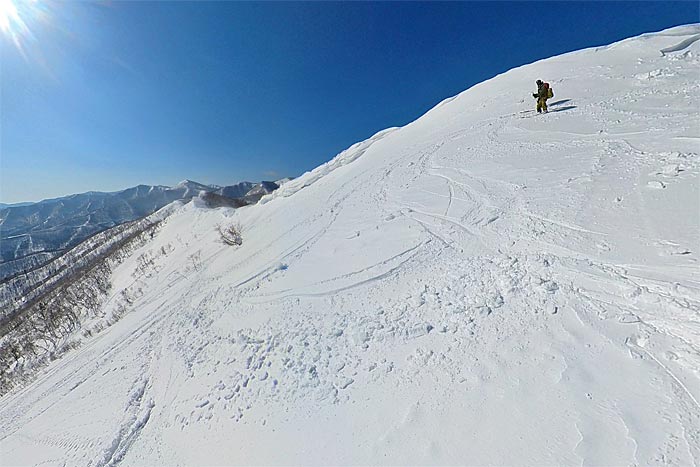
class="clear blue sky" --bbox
[1,1,698,203]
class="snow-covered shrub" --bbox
[216,222,243,246]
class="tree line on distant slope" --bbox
[0,219,163,395]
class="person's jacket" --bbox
[533,82,548,99]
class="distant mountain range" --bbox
[0,180,280,280]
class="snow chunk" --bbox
[336,377,354,390]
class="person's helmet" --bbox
[536,79,543,85]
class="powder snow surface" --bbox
[2,25,699,466]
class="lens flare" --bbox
[0,0,39,56]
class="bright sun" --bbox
[0,0,34,52]
[0,0,21,34]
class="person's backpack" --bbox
[545,82,554,99]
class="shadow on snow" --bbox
[549,99,573,107]
[548,105,577,113]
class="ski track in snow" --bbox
[1,24,700,466]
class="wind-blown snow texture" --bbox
[1,26,699,466]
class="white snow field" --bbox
[2,25,700,466]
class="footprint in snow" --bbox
[647,180,666,189]
[618,314,641,324]
[656,164,683,177]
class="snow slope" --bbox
[1,25,699,466]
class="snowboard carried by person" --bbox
[533,79,553,113]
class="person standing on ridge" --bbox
[533,79,553,113]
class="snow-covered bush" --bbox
[216,222,243,246]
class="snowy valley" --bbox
[1,25,699,465]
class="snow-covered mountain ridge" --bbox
[0,180,279,280]
[1,25,699,465]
